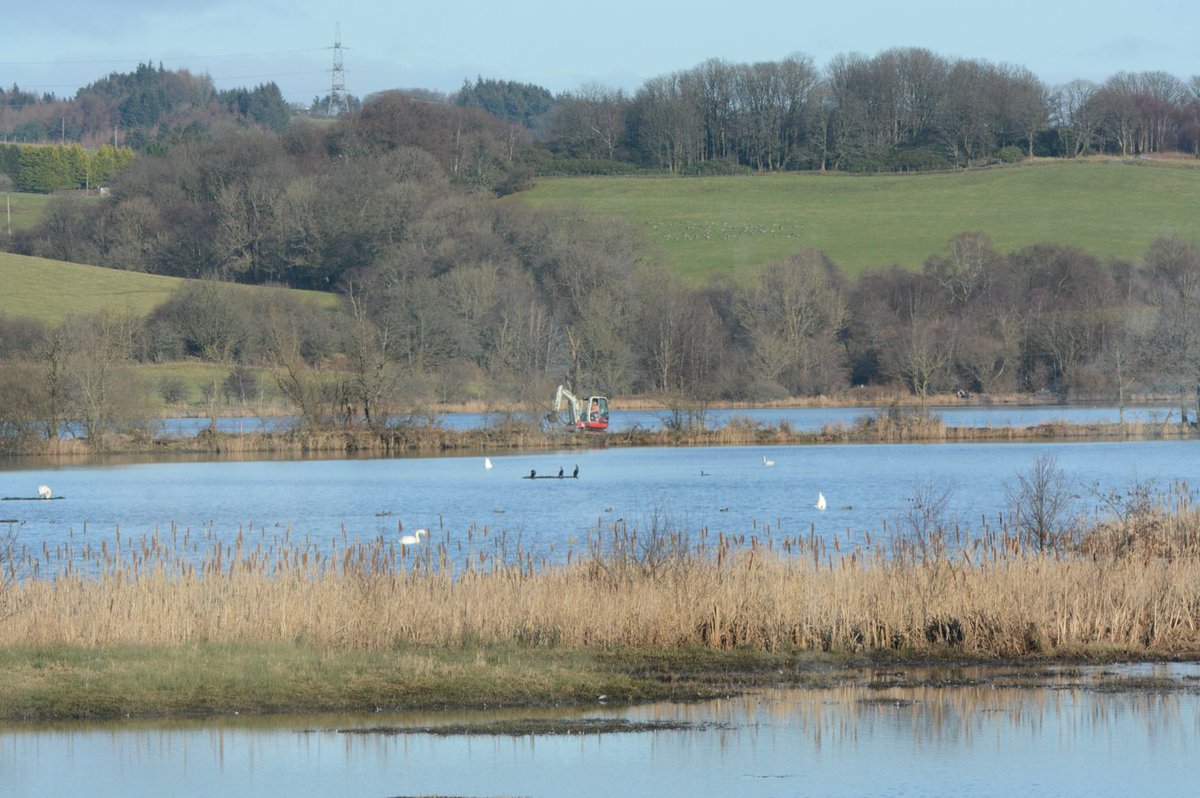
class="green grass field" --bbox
[0,252,192,323]
[519,160,1200,280]
[2,191,54,233]
[0,251,341,326]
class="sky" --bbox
[3,0,1197,105]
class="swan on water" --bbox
[815,492,827,511]
[484,457,493,469]
[37,485,52,499]
[762,456,775,466]
[400,529,428,546]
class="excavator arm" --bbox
[554,385,582,425]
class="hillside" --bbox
[519,160,1200,279]
[0,252,341,325]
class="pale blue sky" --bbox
[4,0,1196,103]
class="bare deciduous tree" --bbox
[1006,455,1077,552]
[883,319,955,404]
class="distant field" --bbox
[519,160,1200,279]
[0,251,342,325]
[1,191,54,233]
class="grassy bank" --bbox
[0,643,708,720]
[520,160,1200,279]
[3,490,1199,720]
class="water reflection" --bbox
[4,665,1198,797]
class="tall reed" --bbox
[3,492,1200,658]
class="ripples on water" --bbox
[4,665,1198,797]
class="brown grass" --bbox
[4,492,1200,659]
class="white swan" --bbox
[37,484,52,499]
[484,457,493,469]
[762,455,775,466]
[400,528,428,546]
[815,492,827,511]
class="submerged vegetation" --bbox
[2,474,1199,720]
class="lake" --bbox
[2,437,1197,572]
[4,664,1198,797]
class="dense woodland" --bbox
[1,53,1200,445]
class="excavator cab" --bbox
[581,396,609,431]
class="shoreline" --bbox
[5,412,1197,459]
[2,645,1197,724]
[160,392,1185,417]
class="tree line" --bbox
[538,52,1200,173]
[3,222,1199,447]
[6,49,1200,173]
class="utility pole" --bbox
[326,22,347,117]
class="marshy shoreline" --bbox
[4,487,1200,723]
[4,645,1196,726]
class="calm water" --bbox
[2,438,1197,570]
[4,665,1199,797]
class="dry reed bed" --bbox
[5,507,1200,658]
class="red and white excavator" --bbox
[553,385,609,431]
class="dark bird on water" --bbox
[573,464,579,478]
[529,469,536,479]
[558,467,564,478]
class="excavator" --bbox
[553,385,609,432]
